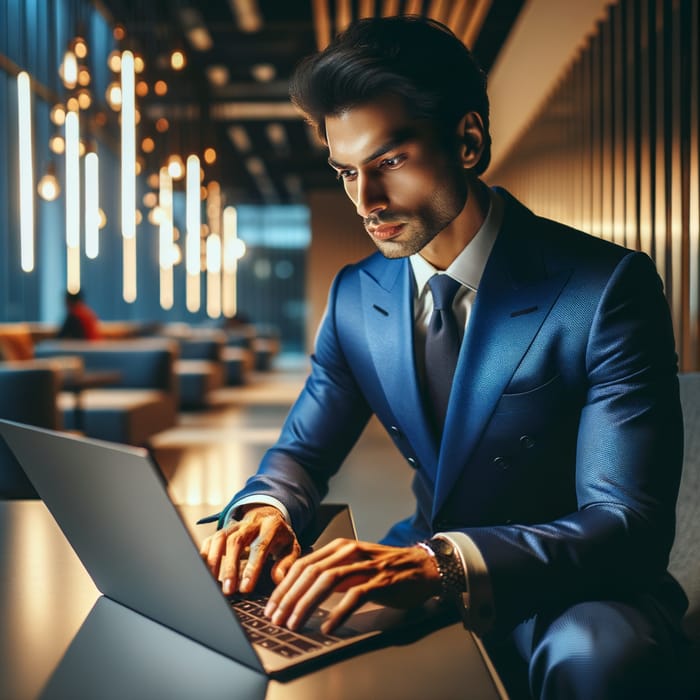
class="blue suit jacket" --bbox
[224,189,686,630]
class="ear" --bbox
[456,111,485,170]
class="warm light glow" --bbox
[113,25,126,41]
[136,80,149,97]
[73,37,88,59]
[108,50,121,72]
[206,234,222,319]
[106,81,122,109]
[67,96,79,112]
[133,56,145,73]
[121,51,136,241]
[155,117,169,132]
[84,152,99,259]
[67,244,80,293]
[49,134,65,154]
[159,167,174,310]
[222,206,238,317]
[170,50,186,70]
[77,89,91,110]
[167,154,185,180]
[186,154,201,312]
[65,110,80,249]
[78,67,90,86]
[123,235,136,303]
[204,147,217,164]
[154,80,168,96]
[50,104,66,125]
[98,208,107,229]
[141,136,155,153]
[18,72,34,272]
[143,191,157,208]
[61,50,78,88]
[37,164,61,201]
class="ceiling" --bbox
[96,0,525,206]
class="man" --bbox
[201,16,688,697]
[57,290,101,340]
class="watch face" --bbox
[431,537,454,557]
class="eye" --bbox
[379,154,407,169]
[335,169,357,182]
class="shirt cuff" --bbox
[439,531,495,636]
[222,495,292,527]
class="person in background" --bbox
[57,290,101,340]
[200,16,689,698]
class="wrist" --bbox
[416,536,467,603]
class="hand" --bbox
[199,505,301,595]
[264,538,441,634]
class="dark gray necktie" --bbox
[425,274,462,436]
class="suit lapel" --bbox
[433,204,573,517]
[360,260,439,477]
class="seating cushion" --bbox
[58,389,176,445]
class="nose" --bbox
[355,171,388,219]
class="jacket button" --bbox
[390,425,401,438]
[493,456,511,470]
[520,435,535,449]
[407,456,417,467]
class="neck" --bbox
[418,179,489,270]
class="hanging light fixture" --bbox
[206,234,222,319]
[121,50,136,303]
[37,162,61,201]
[186,154,201,312]
[65,109,81,292]
[17,71,34,273]
[158,167,174,310]
[60,49,78,89]
[84,150,100,259]
[222,206,238,318]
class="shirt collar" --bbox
[410,187,503,297]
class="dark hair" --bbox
[289,15,491,175]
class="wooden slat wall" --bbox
[488,0,700,370]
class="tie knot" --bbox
[428,274,461,311]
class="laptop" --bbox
[0,419,450,678]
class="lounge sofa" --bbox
[671,372,700,693]
[34,339,179,446]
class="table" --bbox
[0,501,507,700]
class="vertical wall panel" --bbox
[488,0,700,370]
[689,0,700,364]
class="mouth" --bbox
[366,223,405,241]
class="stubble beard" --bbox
[371,178,469,260]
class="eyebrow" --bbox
[327,127,418,170]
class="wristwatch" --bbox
[418,536,467,603]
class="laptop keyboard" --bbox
[231,595,360,659]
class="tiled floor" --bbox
[150,354,416,543]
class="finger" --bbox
[321,584,370,634]
[283,561,373,631]
[205,529,230,576]
[266,540,356,616]
[239,528,276,593]
[219,536,244,595]
[270,539,301,584]
[269,546,365,628]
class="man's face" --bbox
[325,96,468,258]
